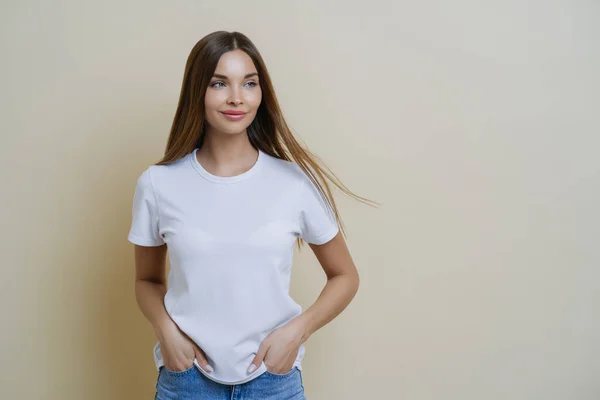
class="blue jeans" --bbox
[154,364,307,399]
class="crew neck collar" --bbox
[190,147,264,184]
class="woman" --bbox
[128,31,374,399]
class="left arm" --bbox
[248,231,360,374]
[295,231,360,343]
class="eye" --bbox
[209,80,258,89]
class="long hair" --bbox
[155,31,378,247]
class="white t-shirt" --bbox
[127,147,339,385]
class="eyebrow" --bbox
[212,73,259,80]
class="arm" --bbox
[133,243,177,342]
[133,243,213,372]
[293,231,360,343]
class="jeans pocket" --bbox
[263,365,298,378]
[161,362,196,377]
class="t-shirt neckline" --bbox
[190,147,264,184]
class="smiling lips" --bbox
[221,110,246,121]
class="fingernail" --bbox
[248,364,257,373]
[205,364,213,372]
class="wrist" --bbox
[154,317,178,342]
[292,314,314,344]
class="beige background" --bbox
[2,1,599,399]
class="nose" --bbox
[227,88,243,106]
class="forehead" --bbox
[213,50,257,77]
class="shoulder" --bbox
[260,151,310,188]
[135,152,191,187]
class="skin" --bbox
[133,49,360,377]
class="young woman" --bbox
[128,31,374,399]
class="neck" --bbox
[197,130,259,177]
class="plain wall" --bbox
[1,1,599,399]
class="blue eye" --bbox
[209,81,258,89]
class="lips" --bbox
[221,111,247,121]
[221,111,246,115]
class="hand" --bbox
[159,320,213,373]
[248,319,305,374]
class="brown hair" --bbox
[155,31,378,247]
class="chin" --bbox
[217,125,250,135]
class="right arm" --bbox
[133,243,213,372]
[133,244,176,343]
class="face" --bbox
[204,50,262,136]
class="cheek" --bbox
[248,89,262,110]
[204,92,222,111]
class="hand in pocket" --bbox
[160,322,212,373]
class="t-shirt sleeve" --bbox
[298,174,340,245]
[127,168,165,247]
